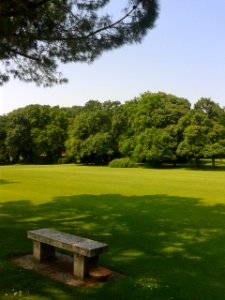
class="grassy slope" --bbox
[0,165,225,299]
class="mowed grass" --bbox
[0,164,225,299]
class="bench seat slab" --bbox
[27,228,108,257]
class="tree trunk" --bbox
[212,156,215,167]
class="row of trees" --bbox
[1,92,225,166]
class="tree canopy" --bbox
[1,93,224,167]
[0,0,159,86]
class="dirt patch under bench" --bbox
[12,252,124,288]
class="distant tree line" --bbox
[0,92,225,167]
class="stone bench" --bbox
[27,228,108,280]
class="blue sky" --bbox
[1,0,225,115]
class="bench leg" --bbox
[33,241,55,262]
[73,254,98,280]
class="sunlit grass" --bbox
[1,164,224,204]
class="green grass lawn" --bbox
[1,164,225,299]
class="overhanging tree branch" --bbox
[0,0,159,86]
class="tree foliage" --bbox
[66,101,118,164]
[0,93,224,166]
[0,0,159,86]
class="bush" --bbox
[58,157,70,164]
[109,157,137,168]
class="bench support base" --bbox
[33,241,55,262]
[74,254,98,280]
[32,241,99,280]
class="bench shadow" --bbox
[1,194,225,299]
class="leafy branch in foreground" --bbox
[0,0,159,86]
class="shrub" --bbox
[109,157,137,168]
[58,157,70,164]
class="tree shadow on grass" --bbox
[1,194,225,299]
[0,179,20,185]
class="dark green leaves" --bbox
[0,0,159,86]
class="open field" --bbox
[1,165,225,299]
